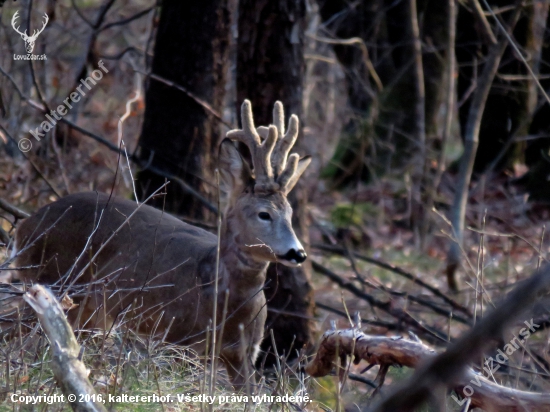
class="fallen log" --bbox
[306,328,550,411]
[24,285,107,412]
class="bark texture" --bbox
[447,3,523,290]
[307,328,550,412]
[24,286,107,412]
[237,0,313,366]
[137,0,230,219]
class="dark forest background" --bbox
[3,0,550,410]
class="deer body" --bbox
[13,101,310,387]
[15,192,267,384]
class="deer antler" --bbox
[226,100,279,193]
[257,101,308,194]
[11,11,28,38]
[29,13,49,41]
[227,100,309,194]
[11,11,48,40]
[257,102,299,176]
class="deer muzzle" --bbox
[278,248,307,266]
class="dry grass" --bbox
[0,294,319,412]
[1,1,550,411]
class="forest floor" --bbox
[1,147,550,411]
[0,48,548,407]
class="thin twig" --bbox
[209,170,222,401]
[312,244,471,316]
[98,5,156,32]
[311,260,448,342]
[368,262,550,412]
[0,199,30,220]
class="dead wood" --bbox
[307,262,550,411]
[306,328,550,411]
[305,328,435,377]
[23,285,107,412]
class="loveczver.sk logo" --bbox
[12,10,48,60]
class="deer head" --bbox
[12,11,49,54]
[219,100,311,267]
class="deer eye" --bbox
[258,212,271,221]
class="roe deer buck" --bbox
[13,100,310,387]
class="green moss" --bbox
[330,202,378,228]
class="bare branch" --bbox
[23,285,108,412]
[311,260,449,342]
[312,244,471,317]
[0,199,30,220]
[367,263,550,411]
[307,327,550,412]
[468,0,498,45]
[446,1,523,290]
[98,5,156,32]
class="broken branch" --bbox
[23,285,107,412]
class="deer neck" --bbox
[218,215,268,291]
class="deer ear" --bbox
[283,155,311,194]
[218,139,252,197]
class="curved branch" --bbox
[306,328,550,411]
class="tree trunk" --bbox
[421,0,457,247]
[407,0,427,247]
[455,0,546,174]
[422,0,452,140]
[446,2,523,291]
[236,0,312,366]
[317,0,382,186]
[515,1,550,201]
[136,0,230,219]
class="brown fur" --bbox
[14,100,310,388]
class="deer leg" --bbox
[221,347,257,392]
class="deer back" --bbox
[14,192,227,344]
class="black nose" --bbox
[283,249,307,264]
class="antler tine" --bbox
[257,101,300,177]
[226,100,278,192]
[277,153,299,190]
[11,11,27,37]
[226,100,260,146]
[31,14,49,39]
[274,113,299,175]
[273,101,285,136]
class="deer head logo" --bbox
[11,11,49,54]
